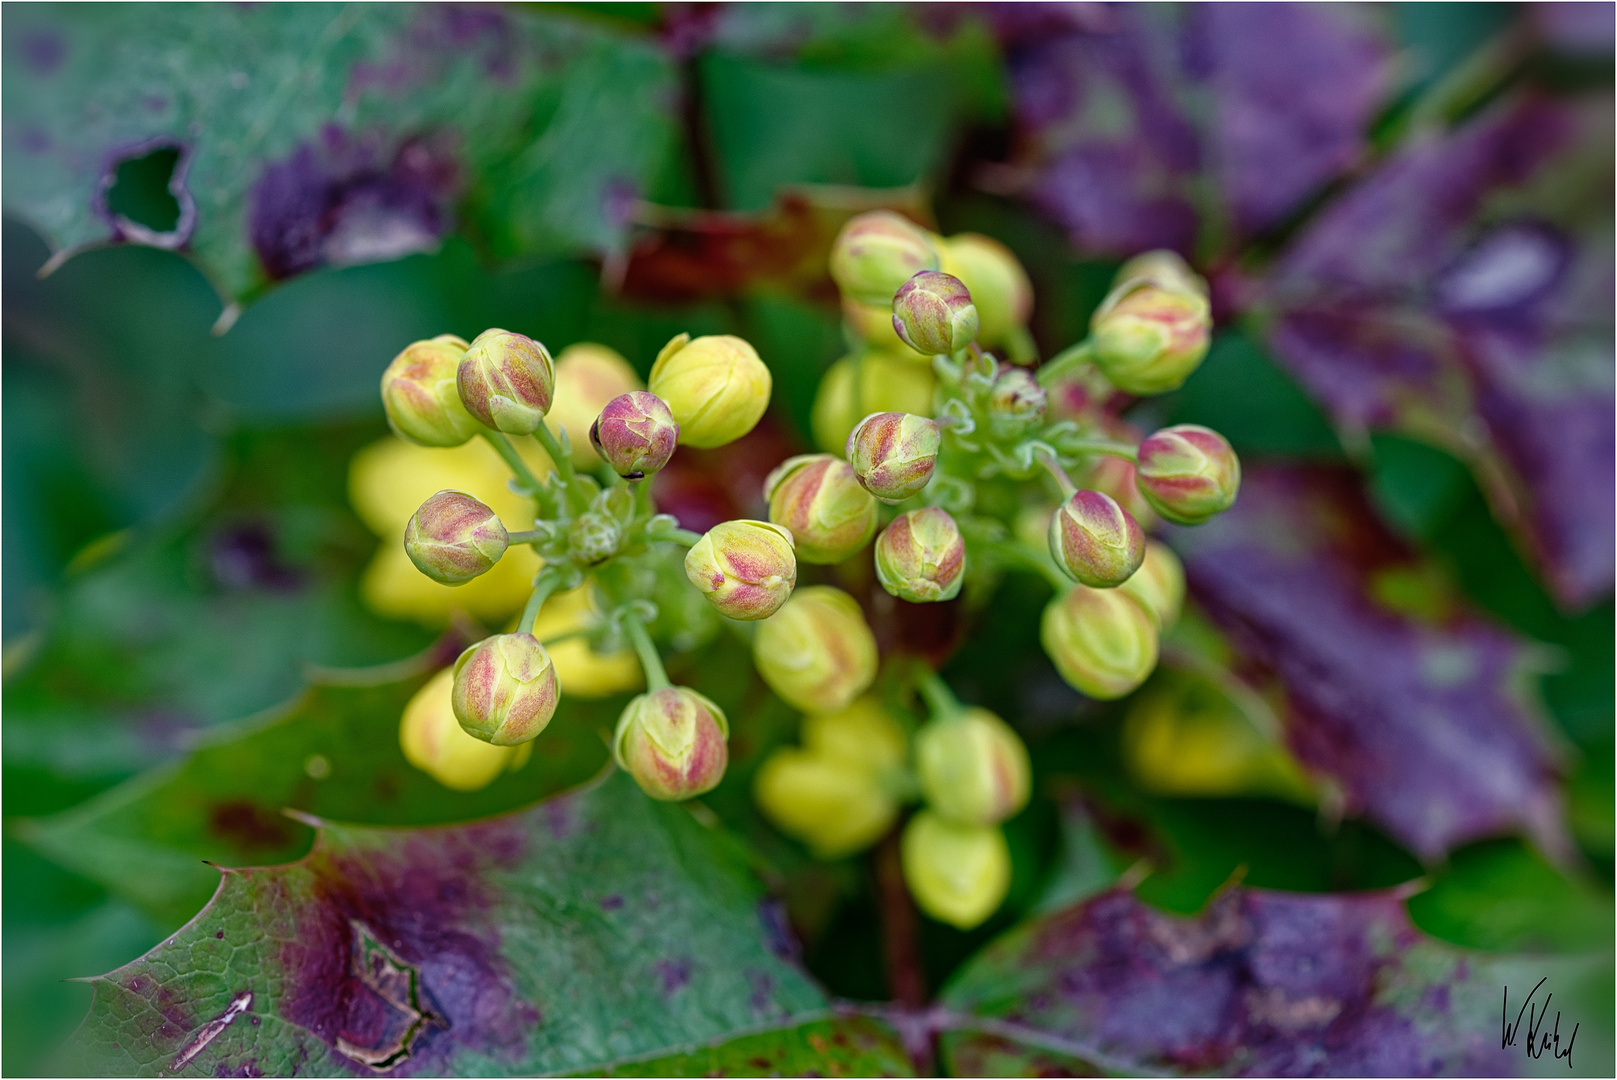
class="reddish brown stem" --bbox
[874,826,927,1008]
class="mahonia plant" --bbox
[380,211,1237,932]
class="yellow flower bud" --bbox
[1122,674,1310,800]
[939,233,1033,350]
[648,333,771,448]
[614,686,729,801]
[754,749,898,858]
[874,507,966,603]
[802,697,909,774]
[451,633,560,745]
[842,295,926,358]
[399,668,532,792]
[1113,250,1208,299]
[916,708,1031,826]
[380,334,480,447]
[765,454,878,565]
[684,519,798,620]
[403,490,508,585]
[545,343,643,469]
[1040,584,1158,700]
[810,350,937,455]
[456,328,556,435]
[754,586,878,713]
[1118,540,1185,629]
[829,210,940,306]
[901,811,1010,929]
[1089,282,1212,395]
[530,583,642,698]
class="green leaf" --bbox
[1408,838,1615,954]
[588,1015,912,1077]
[55,769,894,1077]
[3,4,678,301]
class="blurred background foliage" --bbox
[2,2,1612,1075]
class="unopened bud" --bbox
[648,333,771,449]
[380,335,480,447]
[456,329,555,435]
[892,271,979,355]
[829,210,940,306]
[875,507,965,603]
[754,750,898,858]
[400,668,531,791]
[589,391,679,479]
[1113,250,1207,299]
[754,586,878,712]
[811,350,936,455]
[765,454,878,564]
[1040,585,1158,700]
[684,519,797,620]
[613,686,729,801]
[546,343,643,469]
[1079,453,1157,530]
[847,411,940,502]
[916,708,1030,826]
[803,697,909,773]
[1089,282,1211,395]
[986,366,1047,439]
[1135,425,1240,524]
[1118,540,1185,629]
[568,509,622,565]
[939,233,1033,350]
[1049,489,1145,588]
[451,633,560,745]
[403,490,508,585]
[901,812,1011,930]
[842,295,923,356]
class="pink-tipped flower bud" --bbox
[1135,424,1240,524]
[753,586,878,713]
[456,329,556,435]
[986,366,1047,439]
[874,507,965,603]
[915,708,1031,826]
[403,490,509,585]
[613,686,729,801]
[380,334,480,447]
[684,519,798,620]
[764,454,879,564]
[589,391,679,479]
[451,633,560,745]
[1040,585,1158,700]
[1089,281,1212,395]
[846,411,940,502]
[1119,539,1185,629]
[892,271,980,355]
[829,210,941,306]
[1049,489,1145,588]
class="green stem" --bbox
[633,477,654,522]
[506,528,549,545]
[668,527,704,546]
[623,614,671,692]
[1033,446,1077,498]
[481,430,545,496]
[531,421,576,486]
[1064,439,1138,463]
[916,667,963,720]
[1035,340,1093,388]
[517,570,565,635]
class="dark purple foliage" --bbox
[1167,465,1567,862]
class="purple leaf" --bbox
[1166,464,1568,862]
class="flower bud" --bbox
[892,271,980,355]
[1089,282,1212,395]
[380,334,480,447]
[901,812,1011,930]
[842,295,924,357]
[755,750,898,858]
[915,708,1030,826]
[754,586,878,713]
[400,668,532,791]
[648,334,771,448]
[803,697,909,773]
[986,366,1047,439]
[545,343,643,469]
[403,490,508,585]
[456,329,556,435]
[1048,489,1145,588]
[1135,424,1240,524]
[847,411,940,502]
[684,519,798,620]
[939,233,1033,350]
[1040,585,1158,700]
[451,633,561,745]
[1079,453,1157,530]
[764,454,879,564]
[829,210,941,306]
[875,507,965,603]
[1114,249,1207,299]
[613,686,729,801]
[811,350,936,455]
[589,391,679,479]
[1118,540,1185,629]
[568,509,622,565]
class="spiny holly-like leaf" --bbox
[939,885,1599,1076]
[57,769,902,1077]
[586,1015,912,1077]
[2,3,678,302]
[1166,464,1566,862]
[20,653,613,930]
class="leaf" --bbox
[587,1015,912,1077]
[55,769,898,1078]
[939,885,1603,1077]
[1165,464,1568,862]
[2,4,679,301]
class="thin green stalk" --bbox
[623,615,671,692]
[531,422,576,485]
[1035,340,1093,387]
[916,667,963,720]
[506,528,549,545]
[1033,446,1077,498]
[1064,439,1138,463]
[668,527,704,546]
[481,430,545,496]
[517,569,565,635]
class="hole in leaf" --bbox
[106,146,182,234]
